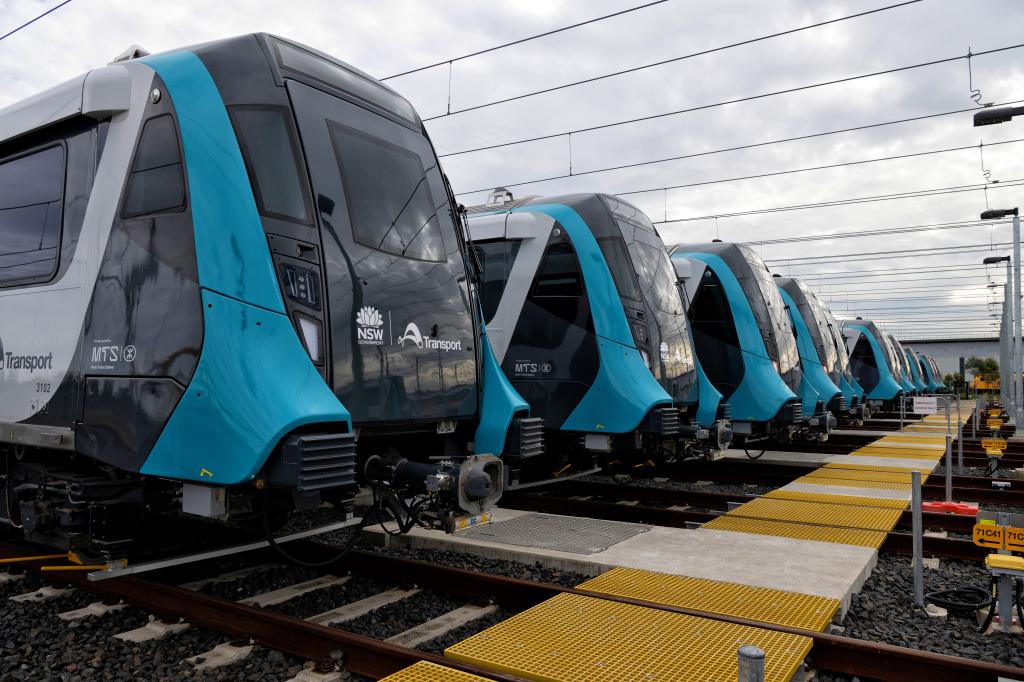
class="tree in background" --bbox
[965,356,999,380]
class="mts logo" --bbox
[515,362,538,374]
[92,345,121,363]
[357,327,383,343]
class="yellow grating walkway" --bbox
[380,662,491,681]
[703,515,887,549]
[725,497,903,531]
[578,566,840,631]
[850,446,944,459]
[445,593,813,682]
[764,489,909,510]
[803,467,915,484]
[792,475,911,491]
[821,462,932,476]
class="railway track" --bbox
[670,460,1024,505]
[1,539,1021,681]
[502,481,990,560]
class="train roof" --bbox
[0,33,418,148]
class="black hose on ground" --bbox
[745,448,766,460]
[925,584,993,615]
[261,493,370,568]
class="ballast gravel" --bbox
[581,472,776,498]
[843,552,1024,669]
[0,576,325,681]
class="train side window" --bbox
[122,115,185,218]
[531,242,583,297]
[230,107,310,223]
[329,122,444,262]
[0,145,65,286]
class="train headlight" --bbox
[632,323,648,345]
[640,349,652,369]
[294,313,324,365]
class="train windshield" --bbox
[793,280,837,370]
[823,308,851,375]
[735,245,798,374]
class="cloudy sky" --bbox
[2,0,1023,340]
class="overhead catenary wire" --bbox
[441,96,1024,159]
[659,180,1024,224]
[0,0,72,42]
[457,137,1024,197]
[380,0,669,80]
[421,1,923,120]
[428,41,1024,156]
[768,243,1016,267]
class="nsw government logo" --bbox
[356,306,385,346]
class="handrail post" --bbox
[912,470,924,607]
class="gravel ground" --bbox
[364,545,590,588]
[416,606,515,655]
[580,473,777,498]
[0,572,326,681]
[266,574,390,620]
[340,591,466,640]
[842,553,1024,668]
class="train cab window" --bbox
[475,240,521,320]
[329,123,444,262]
[850,336,880,391]
[0,145,64,285]
[122,115,185,218]
[531,242,583,297]
[597,236,641,301]
[630,240,684,314]
[230,107,310,223]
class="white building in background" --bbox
[901,337,999,379]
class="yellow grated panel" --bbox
[822,462,933,476]
[793,475,912,491]
[726,497,902,531]
[445,593,813,682]
[877,435,946,443]
[379,662,491,681]
[577,566,840,632]
[764,489,908,510]
[702,515,887,549]
[806,466,915,483]
[850,448,944,460]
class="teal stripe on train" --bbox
[139,51,351,485]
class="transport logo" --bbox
[659,342,670,361]
[398,322,424,348]
[356,306,385,346]
[397,321,462,352]
[0,335,54,374]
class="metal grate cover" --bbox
[446,593,813,682]
[793,476,912,491]
[458,513,650,555]
[379,662,490,681]
[806,466,915,483]
[703,515,887,549]
[579,566,840,632]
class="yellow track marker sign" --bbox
[982,438,1007,451]
[973,522,1006,549]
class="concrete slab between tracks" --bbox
[364,508,875,616]
[722,449,832,466]
[825,454,940,472]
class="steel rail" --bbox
[1,540,1019,680]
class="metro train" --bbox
[465,190,732,471]
[902,344,928,393]
[842,318,904,410]
[821,305,869,419]
[0,34,547,554]
[888,335,918,395]
[775,276,865,425]
[670,242,831,445]
[919,352,945,391]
